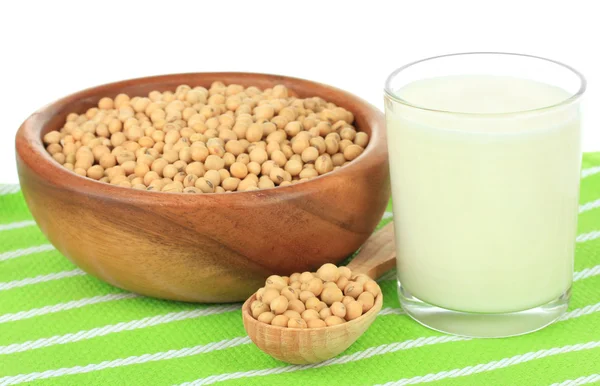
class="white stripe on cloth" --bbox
[573,265,600,281]
[0,269,86,292]
[0,337,252,385]
[576,231,600,243]
[579,198,600,214]
[549,374,600,386]
[0,304,405,356]
[2,246,596,323]
[582,166,600,178]
[0,185,20,195]
[176,301,600,386]
[0,293,138,324]
[557,302,600,322]
[4,298,600,385]
[382,212,393,220]
[0,244,55,262]
[0,220,36,232]
[2,299,597,358]
[179,336,469,386]
[374,341,600,386]
[0,305,241,354]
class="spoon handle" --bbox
[347,221,396,280]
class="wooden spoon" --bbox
[241,222,396,364]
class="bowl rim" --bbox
[16,72,386,205]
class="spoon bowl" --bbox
[242,292,383,364]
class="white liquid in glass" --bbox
[387,75,581,313]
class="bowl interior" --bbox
[20,72,387,202]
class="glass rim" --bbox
[384,52,587,117]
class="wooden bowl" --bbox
[15,73,390,303]
[242,293,383,364]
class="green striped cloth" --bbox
[1,153,600,386]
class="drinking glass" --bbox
[384,53,586,337]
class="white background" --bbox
[1,0,598,184]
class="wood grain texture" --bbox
[347,222,396,280]
[242,223,394,364]
[15,72,390,303]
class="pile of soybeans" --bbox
[42,82,369,193]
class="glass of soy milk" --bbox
[384,53,586,337]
